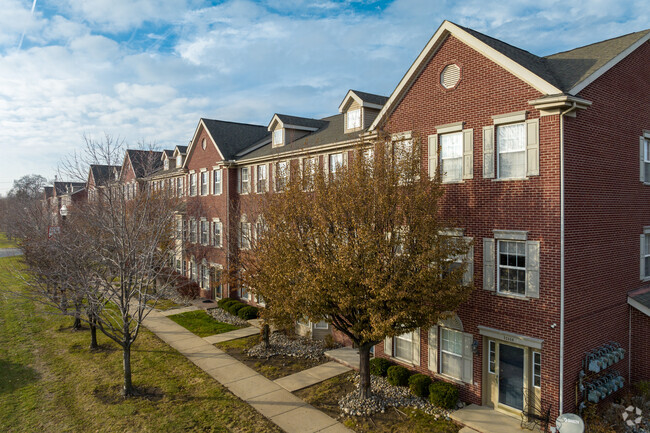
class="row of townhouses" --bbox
[45,21,650,420]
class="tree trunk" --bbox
[358,343,372,399]
[73,316,81,330]
[262,323,270,349]
[73,301,82,330]
[89,317,98,350]
[122,343,133,396]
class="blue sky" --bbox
[0,0,648,195]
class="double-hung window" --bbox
[347,108,361,129]
[182,219,188,241]
[189,173,197,196]
[273,129,283,146]
[394,331,414,361]
[213,221,222,248]
[497,240,526,295]
[200,171,208,195]
[213,169,222,195]
[329,153,344,178]
[440,328,463,379]
[256,164,267,193]
[303,157,317,190]
[440,132,463,182]
[200,220,209,245]
[177,177,183,197]
[201,263,210,289]
[497,123,526,179]
[189,220,197,243]
[240,167,250,194]
[641,228,650,280]
[190,260,197,282]
[176,219,182,240]
[240,284,251,301]
[642,137,650,182]
[240,221,251,249]
[276,161,288,191]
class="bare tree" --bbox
[240,135,474,399]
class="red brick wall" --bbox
[376,35,563,409]
[631,308,650,382]
[563,39,650,412]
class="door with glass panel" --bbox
[498,343,525,411]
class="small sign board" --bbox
[48,226,61,239]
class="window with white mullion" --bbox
[440,328,463,379]
[190,173,197,196]
[200,220,209,245]
[394,331,413,361]
[213,221,222,248]
[488,341,496,374]
[440,132,463,183]
[240,167,250,194]
[644,139,650,182]
[200,171,208,196]
[256,164,267,193]
[533,351,541,388]
[347,108,361,129]
[497,240,526,295]
[497,123,526,179]
[213,169,222,195]
[189,220,197,244]
[273,129,283,146]
[329,153,344,177]
[276,161,289,191]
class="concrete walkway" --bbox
[0,248,22,258]
[450,404,526,433]
[159,305,200,316]
[141,310,352,433]
[274,361,352,392]
[203,326,260,344]
[325,347,360,370]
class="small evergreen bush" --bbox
[386,365,410,386]
[217,298,232,308]
[369,358,393,377]
[227,302,246,316]
[220,299,238,310]
[429,381,459,409]
[408,374,433,398]
[237,306,259,320]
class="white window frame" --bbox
[213,168,222,195]
[176,177,183,197]
[273,129,283,146]
[256,164,267,193]
[201,262,210,289]
[488,340,496,374]
[240,167,250,194]
[329,153,344,177]
[439,327,464,380]
[496,122,526,180]
[200,171,208,196]
[240,284,251,301]
[213,220,222,248]
[176,155,182,167]
[393,330,414,363]
[314,320,328,330]
[303,157,318,190]
[347,108,361,129]
[440,131,463,183]
[189,173,197,196]
[164,159,169,170]
[189,219,197,244]
[497,240,527,296]
[240,221,251,250]
[533,351,541,389]
[200,219,209,245]
[275,161,289,191]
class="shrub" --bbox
[369,358,393,377]
[237,306,259,320]
[227,301,246,316]
[386,365,410,386]
[217,298,233,308]
[429,381,459,409]
[408,374,433,398]
[174,275,200,299]
[220,299,238,310]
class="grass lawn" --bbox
[0,256,281,433]
[146,299,182,311]
[216,335,327,381]
[0,232,17,248]
[168,310,244,337]
[295,372,460,433]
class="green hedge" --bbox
[227,302,246,316]
[386,365,410,387]
[237,306,259,320]
[408,374,433,398]
[429,381,458,409]
[369,358,393,377]
[217,298,232,308]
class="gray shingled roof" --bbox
[456,23,650,93]
[201,118,269,160]
[176,145,188,154]
[545,29,650,91]
[90,165,121,187]
[350,90,389,106]
[125,149,164,178]
[274,114,328,130]
[163,149,174,158]
[53,181,85,196]
[239,113,360,161]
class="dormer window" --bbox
[176,155,182,167]
[273,129,283,146]
[347,109,361,129]
[164,159,169,170]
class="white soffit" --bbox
[369,20,562,131]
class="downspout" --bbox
[559,102,577,416]
[225,162,231,298]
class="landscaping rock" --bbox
[247,332,335,360]
[338,374,455,418]
[206,307,249,326]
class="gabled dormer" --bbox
[173,145,188,168]
[338,90,389,133]
[161,150,175,170]
[268,114,327,148]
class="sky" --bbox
[0,0,648,195]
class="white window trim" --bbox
[393,330,416,364]
[346,108,361,130]
[273,129,283,146]
[496,239,527,297]
[439,327,464,381]
[213,168,222,195]
[495,121,527,180]
[532,351,541,389]
[439,130,464,184]
[240,167,250,194]
[212,219,223,248]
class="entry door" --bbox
[498,343,525,410]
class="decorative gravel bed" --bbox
[338,374,457,419]
[247,332,335,360]
[207,307,250,326]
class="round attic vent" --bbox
[441,64,461,89]
[201,138,207,150]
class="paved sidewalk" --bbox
[141,310,351,433]
[203,326,260,344]
[274,361,352,392]
[159,305,200,316]
[325,347,360,370]
[0,248,22,258]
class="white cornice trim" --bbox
[370,20,562,131]
[478,325,544,349]
[569,32,650,95]
[338,90,386,113]
[628,295,650,318]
